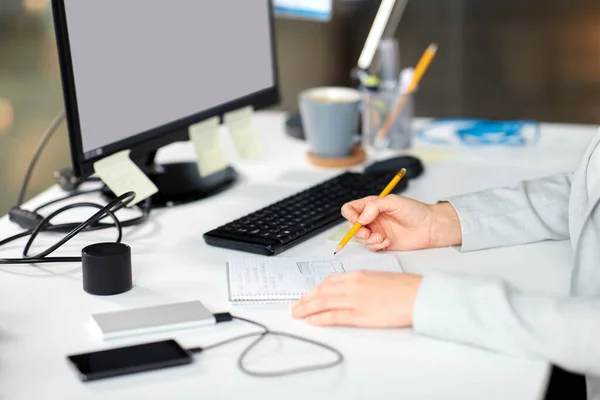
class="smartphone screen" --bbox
[67,339,193,381]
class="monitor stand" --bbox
[101,151,238,208]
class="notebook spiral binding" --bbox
[229,292,302,305]
[229,297,298,305]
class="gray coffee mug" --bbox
[299,86,361,158]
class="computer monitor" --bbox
[51,0,279,206]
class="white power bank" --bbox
[91,300,216,340]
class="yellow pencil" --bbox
[334,168,407,255]
[375,43,438,143]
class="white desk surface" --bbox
[0,111,597,400]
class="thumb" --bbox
[357,195,400,225]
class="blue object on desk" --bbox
[417,118,541,146]
[273,0,332,21]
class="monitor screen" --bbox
[57,0,276,162]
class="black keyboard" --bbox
[202,171,409,256]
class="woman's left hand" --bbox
[290,271,422,328]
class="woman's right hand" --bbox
[340,195,463,251]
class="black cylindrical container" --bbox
[81,242,133,296]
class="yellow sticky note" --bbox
[224,106,262,159]
[397,147,458,164]
[189,117,229,177]
[93,149,158,206]
[327,225,358,245]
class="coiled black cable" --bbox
[0,192,149,265]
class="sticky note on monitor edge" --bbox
[224,106,262,159]
[93,149,158,207]
[189,116,229,177]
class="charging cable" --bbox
[189,313,344,377]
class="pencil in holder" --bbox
[360,85,416,151]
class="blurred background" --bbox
[1,0,600,216]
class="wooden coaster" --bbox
[307,146,366,168]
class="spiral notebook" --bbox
[225,254,403,304]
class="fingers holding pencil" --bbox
[337,195,400,248]
[335,169,407,254]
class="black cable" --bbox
[23,202,123,258]
[0,197,150,261]
[24,194,132,258]
[33,188,102,213]
[0,257,83,264]
[16,111,66,206]
[0,231,34,248]
[0,192,137,265]
[188,313,344,378]
[1,221,112,249]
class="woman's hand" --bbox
[341,195,462,251]
[290,196,461,327]
[291,270,422,328]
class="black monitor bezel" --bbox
[51,0,280,177]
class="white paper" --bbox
[226,254,402,303]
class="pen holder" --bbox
[360,87,416,152]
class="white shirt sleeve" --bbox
[413,272,600,377]
[444,174,573,251]
[413,172,600,376]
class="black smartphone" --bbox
[67,339,194,382]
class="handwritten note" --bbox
[224,106,262,159]
[93,149,158,206]
[189,116,229,177]
[226,254,402,304]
